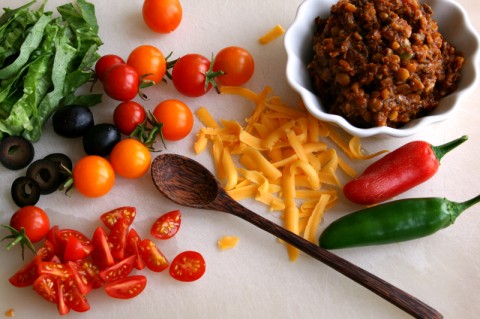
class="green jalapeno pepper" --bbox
[319,194,480,249]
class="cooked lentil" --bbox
[307,0,464,128]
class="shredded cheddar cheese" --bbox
[258,24,285,44]
[194,86,386,261]
[218,236,240,250]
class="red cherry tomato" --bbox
[102,64,139,101]
[91,226,115,270]
[138,239,169,272]
[213,46,255,86]
[99,255,136,282]
[63,235,94,262]
[152,99,193,141]
[125,228,145,270]
[110,139,152,179]
[113,101,147,135]
[72,156,115,198]
[169,250,206,282]
[100,206,137,230]
[127,45,166,85]
[171,54,214,97]
[10,206,50,243]
[108,218,130,260]
[9,255,42,287]
[33,274,58,303]
[95,54,125,81]
[151,210,181,240]
[104,275,147,299]
[142,0,182,33]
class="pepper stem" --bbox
[432,135,468,161]
[449,194,480,219]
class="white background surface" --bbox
[0,0,479,318]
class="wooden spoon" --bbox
[151,153,442,319]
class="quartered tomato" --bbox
[99,255,136,282]
[56,229,92,258]
[38,261,70,279]
[108,217,130,260]
[151,210,181,240]
[9,255,41,287]
[60,277,90,313]
[169,251,206,282]
[33,274,58,304]
[125,228,145,270]
[91,226,115,270]
[105,275,147,299]
[138,239,169,272]
[66,261,94,295]
[100,206,136,230]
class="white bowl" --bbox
[285,0,480,137]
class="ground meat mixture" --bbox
[307,0,464,128]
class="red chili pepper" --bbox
[343,135,468,205]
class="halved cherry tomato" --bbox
[171,54,217,97]
[110,139,152,179]
[72,156,115,198]
[91,226,115,270]
[38,261,70,279]
[100,206,137,230]
[213,46,255,86]
[95,54,125,82]
[63,236,94,262]
[9,205,50,243]
[33,274,58,304]
[127,45,166,85]
[102,64,139,101]
[138,239,169,272]
[151,210,181,240]
[125,228,145,270]
[169,250,206,282]
[152,99,193,141]
[108,218,129,260]
[105,275,147,299]
[99,255,136,282]
[9,255,41,287]
[61,277,90,313]
[142,0,182,33]
[113,101,147,135]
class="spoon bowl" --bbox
[151,153,442,319]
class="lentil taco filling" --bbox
[307,0,464,128]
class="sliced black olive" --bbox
[52,105,94,138]
[11,176,41,207]
[83,123,121,156]
[0,136,35,170]
[44,153,73,183]
[26,159,62,194]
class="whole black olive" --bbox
[11,176,41,207]
[26,159,63,194]
[0,136,35,170]
[52,105,94,138]
[83,123,121,156]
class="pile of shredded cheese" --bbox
[194,86,386,261]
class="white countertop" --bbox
[1,0,479,318]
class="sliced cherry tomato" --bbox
[9,205,50,243]
[113,101,147,135]
[151,210,181,240]
[36,239,56,261]
[56,229,92,257]
[99,255,136,282]
[95,54,125,82]
[108,218,130,260]
[152,99,193,141]
[33,274,58,304]
[78,259,103,289]
[61,277,90,313]
[91,226,115,270]
[63,236,94,262]
[125,228,145,270]
[138,239,169,272]
[55,278,70,315]
[142,0,182,33]
[104,275,147,299]
[38,261,70,279]
[110,139,152,179]
[127,45,166,85]
[213,46,255,86]
[65,261,93,295]
[72,155,115,198]
[102,64,139,101]
[171,54,217,97]
[169,250,206,282]
[9,255,41,287]
[100,206,137,230]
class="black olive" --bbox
[52,105,94,138]
[44,153,73,183]
[11,176,41,207]
[83,123,121,156]
[0,136,35,170]
[26,159,63,194]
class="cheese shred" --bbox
[194,86,385,261]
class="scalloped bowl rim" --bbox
[285,0,480,137]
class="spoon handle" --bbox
[222,197,442,319]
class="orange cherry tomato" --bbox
[72,156,115,198]
[110,139,152,179]
[152,99,193,141]
[213,46,255,86]
[142,0,182,33]
[127,45,166,85]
